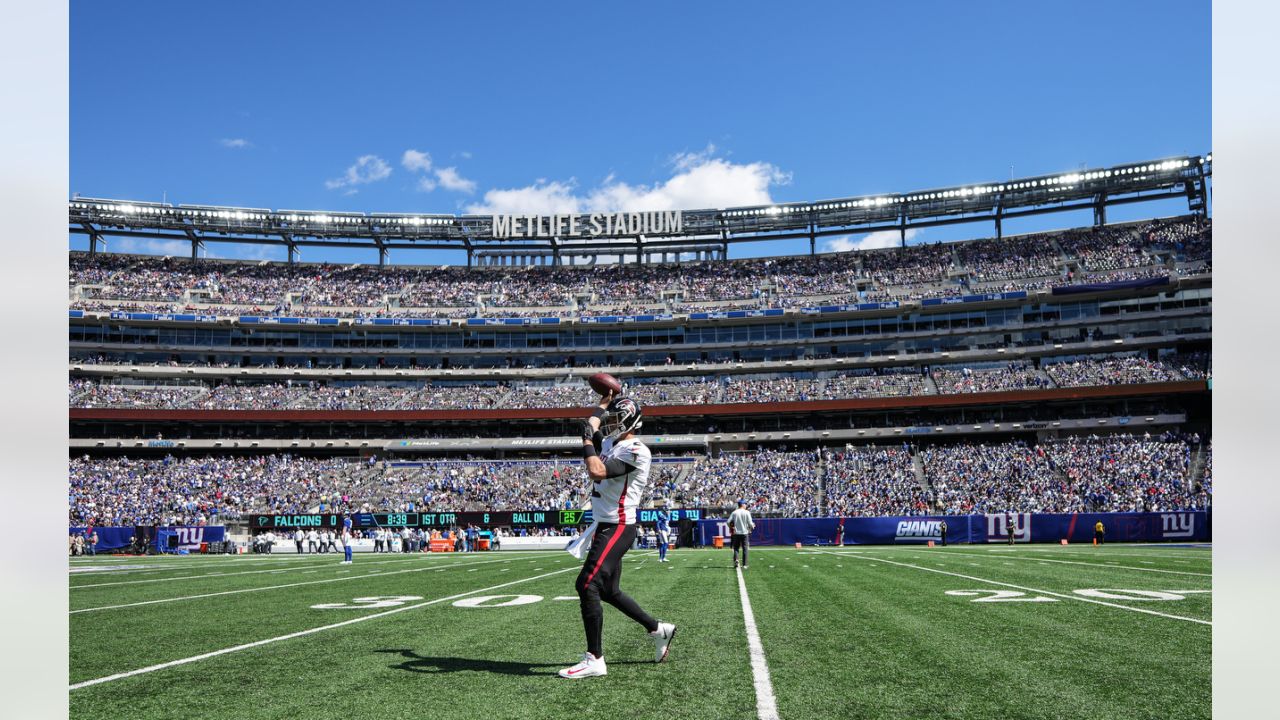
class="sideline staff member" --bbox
[1094,520,1105,545]
[728,500,756,569]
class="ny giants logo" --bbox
[173,527,206,547]
[1160,513,1195,538]
[986,513,1031,543]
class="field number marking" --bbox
[311,595,422,610]
[946,589,1056,602]
[947,588,1211,603]
[452,594,542,608]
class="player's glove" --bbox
[577,418,596,442]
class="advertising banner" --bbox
[695,511,1209,546]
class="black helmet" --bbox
[601,397,643,439]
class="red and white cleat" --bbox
[558,652,607,679]
[650,622,677,663]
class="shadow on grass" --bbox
[378,648,646,676]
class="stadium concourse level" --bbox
[68,352,1210,410]
[68,218,1210,318]
[67,434,1211,528]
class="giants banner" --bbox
[70,526,226,552]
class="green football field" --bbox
[68,543,1211,720]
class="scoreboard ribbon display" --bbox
[248,508,706,530]
[354,510,580,528]
[250,513,343,529]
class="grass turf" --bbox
[68,544,1210,719]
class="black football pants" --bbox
[576,522,658,658]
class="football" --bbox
[587,372,623,396]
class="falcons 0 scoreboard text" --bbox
[248,508,705,530]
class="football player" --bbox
[559,393,677,679]
[655,507,671,562]
[340,515,354,564]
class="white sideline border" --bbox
[828,549,1213,578]
[71,551,564,589]
[70,552,643,613]
[70,564,580,690]
[823,551,1211,625]
[69,555,527,614]
[735,566,780,720]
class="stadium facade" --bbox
[67,155,1211,537]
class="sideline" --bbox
[735,566,779,720]
[70,555,531,614]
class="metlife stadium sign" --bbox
[490,211,683,238]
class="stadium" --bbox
[66,155,1211,718]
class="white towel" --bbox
[565,521,598,560]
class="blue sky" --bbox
[70,0,1210,264]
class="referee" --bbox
[728,500,755,570]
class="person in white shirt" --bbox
[306,528,319,554]
[559,393,676,680]
[293,528,304,554]
[727,500,756,569]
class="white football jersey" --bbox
[591,437,652,525]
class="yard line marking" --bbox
[70,552,562,590]
[70,556,517,614]
[66,556,361,577]
[69,556,436,589]
[824,552,1210,626]
[69,565,579,690]
[736,566,779,720]
[919,550,1211,577]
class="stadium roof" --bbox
[69,153,1210,263]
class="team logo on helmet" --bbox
[601,397,643,439]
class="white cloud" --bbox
[220,138,251,149]
[457,151,473,160]
[822,228,921,253]
[401,149,432,172]
[325,155,392,190]
[466,146,789,215]
[402,150,475,194]
[434,166,476,194]
[467,179,583,214]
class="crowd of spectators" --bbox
[1043,435,1207,512]
[960,235,1062,282]
[1044,355,1187,387]
[67,434,1211,526]
[69,349,1205,410]
[923,441,1067,514]
[68,453,362,527]
[921,434,1210,514]
[69,219,1208,317]
[930,362,1052,394]
[824,445,931,516]
[677,449,821,516]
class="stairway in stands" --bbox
[1186,443,1208,489]
[911,448,928,493]
[816,450,830,516]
